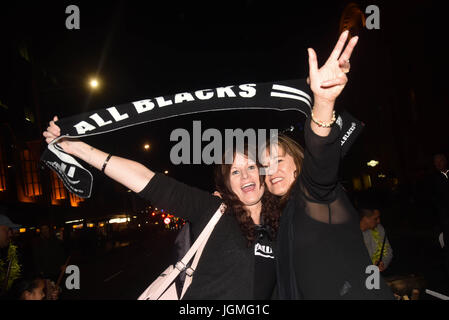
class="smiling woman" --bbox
[44,109,281,298]
[135,143,280,299]
[264,134,304,204]
[41,29,387,300]
[215,144,281,245]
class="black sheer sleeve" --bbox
[298,119,353,225]
[285,119,395,299]
[137,173,222,224]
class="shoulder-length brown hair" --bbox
[214,146,281,246]
[269,134,305,205]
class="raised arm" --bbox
[308,30,358,137]
[299,31,359,201]
[43,116,154,193]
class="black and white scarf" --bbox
[40,78,363,198]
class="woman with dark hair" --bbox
[136,145,281,299]
[43,112,281,299]
[43,30,365,299]
[263,31,394,299]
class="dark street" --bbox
[50,220,449,300]
[1,0,448,303]
[59,227,178,300]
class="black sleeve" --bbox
[297,118,355,225]
[300,118,342,202]
[137,172,222,224]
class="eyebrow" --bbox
[268,150,286,157]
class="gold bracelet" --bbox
[311,110,336,128]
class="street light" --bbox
[164,170,168,174]
[88,78,100,90]
[144,144,150,151]
[367,160,379,167]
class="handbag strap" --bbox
[149,203,225,299]
[180,215,216,298]
[178,203,224,269]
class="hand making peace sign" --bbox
[308,30,359,104]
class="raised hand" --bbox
[308,30,359,104]
[42,116,78,155]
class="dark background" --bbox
[1,0,448,300]
[0,0,446,226]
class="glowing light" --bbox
[367,160,379,167]
[19,228,26,233]
[108,217,130,224]
[65,219,84,224]
[164,217,171,225]
[87,223,95,228]
[144,144,150,150]
[89,79,99,89]
[164,170,168,174]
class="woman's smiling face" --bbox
[264,145,298,197]
[229,152,264,207]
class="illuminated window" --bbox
[0,146,6,192]
[20,149,42,197]
[362,174,372,189]
[352,177,362,191]
[69,192,84,207]
[51,171,66,200]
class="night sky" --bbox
[1,0,446,198]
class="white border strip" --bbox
[425,289,449,300]
[270,92,312,108]
[272,84,312,102]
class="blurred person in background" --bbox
[0,207,23,296]
[6,276,46,300]
[357,193,393,272]
[32,223,66,283]
[431,153,449,275]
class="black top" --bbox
[138,173,276,300]
[430,170,449,225]
[253,225,276,299]
[276,119,395,299]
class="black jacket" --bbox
[138,173,274,299]
[276,119,394,299]
[431,170,449,225]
